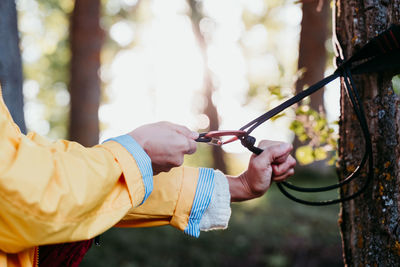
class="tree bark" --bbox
[69,0,103,146]
[0,0,26,133]
[335,1,400,265]
[188,0,227,173]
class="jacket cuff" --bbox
[102,135,153,206]
[199,170,231,231]
[183,168,215,237]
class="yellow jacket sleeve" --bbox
[119,167,215,238]
[0,85,215,266]
[0,88,147,253]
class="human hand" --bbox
[129,122,198,174]
[227,140,296,202]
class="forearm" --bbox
[119,168,232,236]
[0,134,150,252]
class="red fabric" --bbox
[39,239,93,267]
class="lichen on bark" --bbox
[335,0,400,265]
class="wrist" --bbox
[128,131,149,154]
[226,173,261,202]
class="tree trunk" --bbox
[0,0,26,133]
[188,0,227,173]
[296,0,329,112]
[69,0,103,146]
[293,0,330,167]
[335,1,400,265]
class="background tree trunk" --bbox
[293,0,330,165]
[69,0,103,146]
[296,0,329,111]
[335,1,400,265]
[0,0,26,133]
[188,0,227,173]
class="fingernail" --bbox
[190,131,199,139]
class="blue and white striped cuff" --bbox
[105,135,153,205]
[184,168,215,237]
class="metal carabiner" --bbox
[195,130,248,146]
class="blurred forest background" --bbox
[11,0,348,266]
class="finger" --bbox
[272,168,294,182]
[169,156,184,167]
[257,140,284,150]
[152,164,173,175]
[273,148,293,164]
[250,140,282,162]
[186,139,197,155]
[273,143,293,162]
[169,123,198,139]
[272,156,296,176]
[259,142,293,163]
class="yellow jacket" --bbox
[0,86,213,266]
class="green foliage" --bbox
[392,75,400,95]
[18,0,71,139]
[18,0,144,139]
[290,104,338,165]
[240,0,300,108]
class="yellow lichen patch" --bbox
[383,172,392,181]
[357,234,364,249]
[352,35,358,45]
[379,184,384,196]
[353,183,359,192]
[394,241,400,256]
[355,208,360,217]
[347,164,356,172]
[349,142,355,150]
[384,161,391,169]
[381,219,385,224]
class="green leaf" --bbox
[270,113,286,121]
[392,75,400,95]
[295,145,314,165]
[314,147,327,161]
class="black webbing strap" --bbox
[239,24,399,205]
[239,73,340,134]
[341,24,400,68]
[274,67,373,205]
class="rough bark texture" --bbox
[188,0,227,173]
[296,0,329,111]
[0,0,26,133]
[69,0,103,146]
[334,1,400,265]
